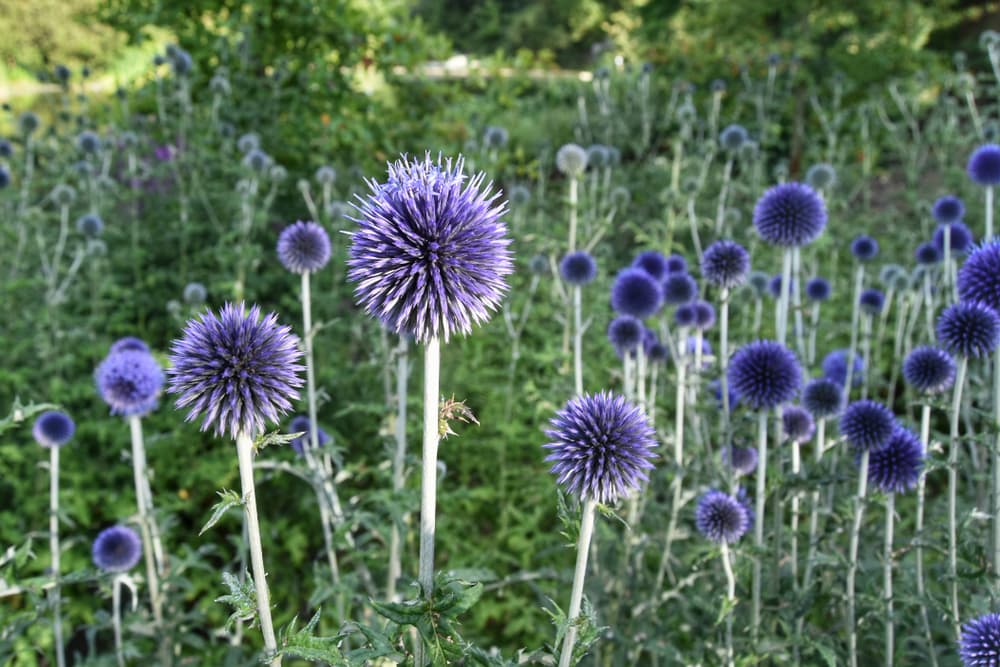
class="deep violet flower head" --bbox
[937,301,1000,358]
[347,154,513,342]
[768,275,795,299]
[957,239,1000,311]
[675,303,697,327]
[76,130,101,154]
[864,426,924,494]
[839,400,896,452]
[805,277,831,302]
[555,143,588,176]
[288,414,332,455]
[167,302,305,438]
[727,340,801,410]
[752,182,827,247]
[805,163,837,190]
[959,612,1000,666]
[932,195,965,224]
[543,391,657,504]
[277,221,331,274]
[92,525,143,573]
[915,242,942,265]
[96,350,165,417]
[859,288,885,315]
[665,254,688,274]
[75,213,103,238]
[719,124,748,152]
[560,251,598,285]
[968,144,1000,186]
[903,346,957,394]
[722,446,757,476]
[822,349,864,387]
[801,378,844,418]
[693,301,716,330]
[32,411,75,448]
[608,316,644,353]
[782,406,815,443]
[701,240,750,288]
[110,337,150,355]
[633,251,670,281]
[611,267,663,318]
[0,166,9,190]
[850,235,879,261]
[695,490,750,544]
[662,272,698,305]
[934,223,974,255]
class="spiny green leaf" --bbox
[215,571,257,631]
[276,609,349,664]
[255,429,302,453]
[199,489,243,535]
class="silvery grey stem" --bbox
[802,419,825,592]
[388,335,409,602]
[301,271,321,476]
[777,249,792,346]
[861,315,873,399]
[720,541,736,667]
[847,449,870,667]
[49,446,66,667]
[948,357,969,641]
[113,574,125,667]
[558,499,596,667]
[573,285,583,396]
[808,302,820,365]
[993,348,1000,586]
[792,247,806,362]
[234,431,280,666]
[884,492,895,667]
[127,416,164,636]
[916,403,939,667]
[715,157,734,236]
[752,411,767,644]
[987,185,994,241]
[415,337,441,667]
[844,265,864,402]
[568,177,579,252]
[719,288,733,491]
[790,438,801,587]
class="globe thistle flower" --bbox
[170,50,193,76]
[675,303,697,328]
[509,185,531,207]
[959,612,1000,666]
[850,235,879,261]
[696,490,751,544]
[711,79,727,93]
[167,302,305,438]
[347,154,513,343]
[528,254,549,276]
[722,446,757,476]
[822,349,865,387]
[676,102,696,124]
[242,149,272,172]
[727,340,802,410]
[768,275,795,299]
[543,391,657,504]
[915,242,942,265]
[183,282,207,306]
[54,64,71,84]
[805,163,837,190]
[277,221,331,274]
[665,254,688,274]
[586,144,610,169]
[968,144,1000,186]
[75,213,103,238]
[76,131,101,154]
[0,166,10,189]
[110,337,150,355]
[740,141,759,162]
[608,316,644,354]
[633,250,670,281]
[51,184,76,207]
[662,272,697,305]
[753,182,827,247]
[315,165,336,185]
[864,426,924,494]
[647,340,669,363]
[783,405,816,442]
[611,268,663,318]
[934,223,975,255]
[0,138,12,158]
[92,525,143,573]
[97,350,166,417]
[840,400,896,452]
[879,264,906,287]
[610,186,630,209]
[18,111,39,136]
[269,165,288,183]
[859,288,885,315]
[693,301,716,330]
[747,271,770,299]
[937,301,1000,358]
[957,239,1000,310]
[556,144,588,176]
[483,126,509,150]
[802,377,844,418]
[32,411,75,448]
[702,240,750,288]
[287,414,332,455]
[560,251,597,285]
[903,346,956,394]
[933,195,966,224]
[719,124,748,151]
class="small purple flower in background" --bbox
[154,144,177,162]
[96,350,165,417]
[608,316,644,356]
[959,612,1000,666]
[727,340,801,410]
[968,144,1000,186]
[32,411,75,448]
[611,267,663,318]
[805,163,837,190]
[840,400,896,451]
[747,271,770,299]
[662,272,698,305]
[915,242,942,265]
[801,377,844,418]
[75,213,104,238]
[287,414,331,456]
[277,221,331,274]
[633,250,670,281]
[933,195,965,224]
[555,143,588,176]
[822,349,865,387]
[110,337,151,355]
[77,130,101,154]
[805,277,831,302]
[903,346,957,394]
[0,166,11,189]
[347,154,513,343]
[719,124,748,152]
[768,274,795,299]
[696,490,750,543]
[722,445,757,476]
[675,303,696,327]
[0,138,13,158]
[560,251,597,285]
[783,406,815,443]
[701,240,750,288]
[693,300,716,330]
[859,288,885,315]
[957,239,1000,310]
[936,301,1000,358]
[934,223,974,255]
[864,426,924,494]
[753,182,827,247]
[665,254,688,274]
[850,235,879,261]
[92,525,143,573]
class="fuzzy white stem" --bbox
[916,403,939,667]
[884,493,895,667]
[128,416,164,632]
[573,286,583,396]
[558,500,597,667]
[777,250,792,346]
[752,411,767,644]
[388,336,409,602]
[721,541,736,667]
[113,574,125,667]
[987,186,994,241]
[847,449,870,667]
[948,357,968,641]
[801,419,825,591]
[49,446,66,667]
[415,337,441,666]
[792,247,806,362]
[844,265,864,402]
[791,439,801,587]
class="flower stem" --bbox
[790,438,801,588]
[49,446,66,667]
[993,348,1000,588]
[777,249,792,346]
[916,403,939,667]
[752,411,768,644]
[792,247,807,362]
[113,574,125,667]
[847,449,870,667]
[987,185,994,241]
[573,285,583,396]
[127,415,165,651]
[948,357,969,641]
[558,499,597,667]
[388,335,409,602]
[415,337,441,666]
[844,265,864,402]
[884,492,895,667]
[721,541,736,667]
[720,288,733,492]
[802,418,825,592]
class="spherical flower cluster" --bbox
[865,426,924,493]
[693,301,716,330]
[932,195,965,224]
[719,124,748,151]
[722,446,758,476]
[543,391,657,504]
[76,130,101,154]
[32,411,75,448]
[957,239,1000,311]
[662,272,698,305]
[483,126,509,149]
[586,144,610,169]
[859,288,885,315]
[959,612,1000,666]
[0,138,13,159]
[167,302,305,438]
[840,400,896,452]
[850,235,879,261]
[608,316,644,353]
[110,337,150,355]
[183,282,207,306]
[701,240,750,288]
[92,525,143,573]
[968,144,1000,186]
[783,406,815,443]
[560,251,597,286]
[937,301,1000,358]
[727,340,801,411]
[675,303,696,328]
[768,275,794,299]
[802,378,843,418]
[934,223,974,255]
[915,242,942,265]
[96,349,165,417]
[695,490,751,544]
[806,277,831,302]
[18,112,39,136]
[903,346,956,394]
[347,154,513,342]
[633,251,670,281]
[822,349,864,387]
[75,213,103,238]
[753,182,827,247]
[509,185,531,207]
[315,165,336,185]
[287,414,332,456]
[277,221,331,274]
[805,163,837,190]
[666,255,688,274]
[556,144,588,176]
[611,268,663,318]
[243,149,272,172]
[0,166,10,190]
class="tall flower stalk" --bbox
[92,525,143,667]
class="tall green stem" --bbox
[558,500,597,667]
[415,337,441,666]
[128,415,165,655]
[573,286,583,396]
[388,336,409,602]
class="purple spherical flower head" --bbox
[859,288,885,315]
[783,405,815,443]
[933,195,965,224]
[968,144,1000,186]
[727,340,801,411]
[695,490,750,543]
[96,350,165,417]
[701,240,750,288]
[934,223,974,255]
[709,379,740,410]
[805,277,831,302]
[92,525,142,573]
[543,391,657,504]
[822,349,864,387]
[665,254,688,274]
[864,426,924,494]
[347,154,513,343]
[958,239,1000,311]
[768,275,795,299]
[662,272,698,305]
[288,414,332,455]
[937,301,1000,358]
[0,166,9,189]
[693,300,716,330]
[753,182,827,247]
[675,303,696,327]
[959,612,1000,666]
[802,378,844,419]
[840,400,896,451]
[110,336,150,355]
[915,242,942,265]
[608,316,643,353]
[560,251,597,286]
[642,328,660,357]
[850,235,879,261]
[633,251,670,281]
[167,302,305,438]
[611,267,663,318]
[277,221,331,274]
[722,445,757,476]
[719,124,749,151]
[903,346,956,394]
[32,411,75,448]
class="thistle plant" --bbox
[805,277,831,364]
[967,144,1000,240]
[781,405,814,586]
[562,251,598,396]
[844,235,879,399]
[958,612,1000,666]
[92,525,143,667]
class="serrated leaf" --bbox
[215,571,257,631]
[199,489,243,535]
[370,596,428,626]
[255,429,302,453]
[276,609,348,664]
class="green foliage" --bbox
[199,489,244,536]
[215,571,259,632]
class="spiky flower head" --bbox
[915,242,942,265]
[543,391,657,504]
[968,144,1000,186]
[32,411,75,448]
[933,195,965,224]
[633,251,670,281]
[288,414,332,456]
[747,271,770,299]
[719,124,748,151]
[850,235,879,261]
[242,148,272,172]
[665,254,688,274]
[959,612,1000,666]
[958,239,1000,311]
[52,184,76,207]
[783,405,815,443]
[18,112,39,136]
[727,340,802,411]
[347,154,513,343]
[840,400,896,452]
[822,349,864,387]
[608,316,644,354]
[92,525,142,573]
[555,143,588,176]
[803,277,830,302]
[753,182,827,247]
[701,240,750,288]
[559,251,597,286]
[662,272,698,305]
[0,138,12,158]
[483,126,509,150]
[586,144,610,169]
[859,288,885,315]
[675,303,697,327]
[722,445,758,476]
[805,163,837,190]
[96,350,165,417]
[75,213,103,238]
[277,221,331,274]
[802,378,844,418]
[903,346,956,394]
[611,267,663,318]
[76,131,101,154]
[934,223,974,255]
[768,274,794,299]
[693,301,716,330]
[695,490,750,544]
[865,426,924,494]
[509,185,531,207]
[167,302,305,438]
[937,301,1000,358]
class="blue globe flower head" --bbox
[555,143,588,177]
[719,124,748,152]
[314,165,337,185]
[850,235,879,262]
[662,272,698,305]
[277,221,331,274]
[722,446,757,476]
[288,414,332,456]
[959,612,1000,666]
[958,240,1000,311]
[805,163,837,190]
[693,300,716,330]
[968,144,1000,186]
[75,213,103,238]
[768,274,795,299]
[483,126,509,150]
[167,302,305,438]
[915,242,942,265]
[0,138,13,158]
[709,378,740,410]
[859,287,885,315]
[54,64,71,84]
[753,182,827,247]
[76,130,101,154]
[648,341,669,363]
[840,400,896,452]
[32,411,75,448]
[665,254,688,274]
[805,277,831,302]
[509,185,531,207]
[783,405,815,443]
[671,302,692,328]
[903,346,957,394]
[110,337,150,355]
[96,350,165,417]
[711,79,727,93]
[641,328,660,356]
[527,254,549,276]
[701,240,750,288]
[633,251,670,281]
[802,377,844,419]
[934,223,974,255]
[686,337,713,366]
[696,490,751,544]
[822,349,864,387]
[242,148,272,172]
[608,316,644,353]
[933,195,965,224]
[864,426,924,494]
[560,251,598,286]
[937,301,1000,358]
[92,525,142,574]
[727,340,802,411]
[611,267,664,318]
[543,391,657,504]
[18,112,39,136]
[747,271,770,299]
[0,166,10,190]
[586,144,611,169]
[348,154,514,343]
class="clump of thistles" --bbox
[277,221,331,273]
[840,400,896,451]
[903,346,957,394]
[936,301,1000,358]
